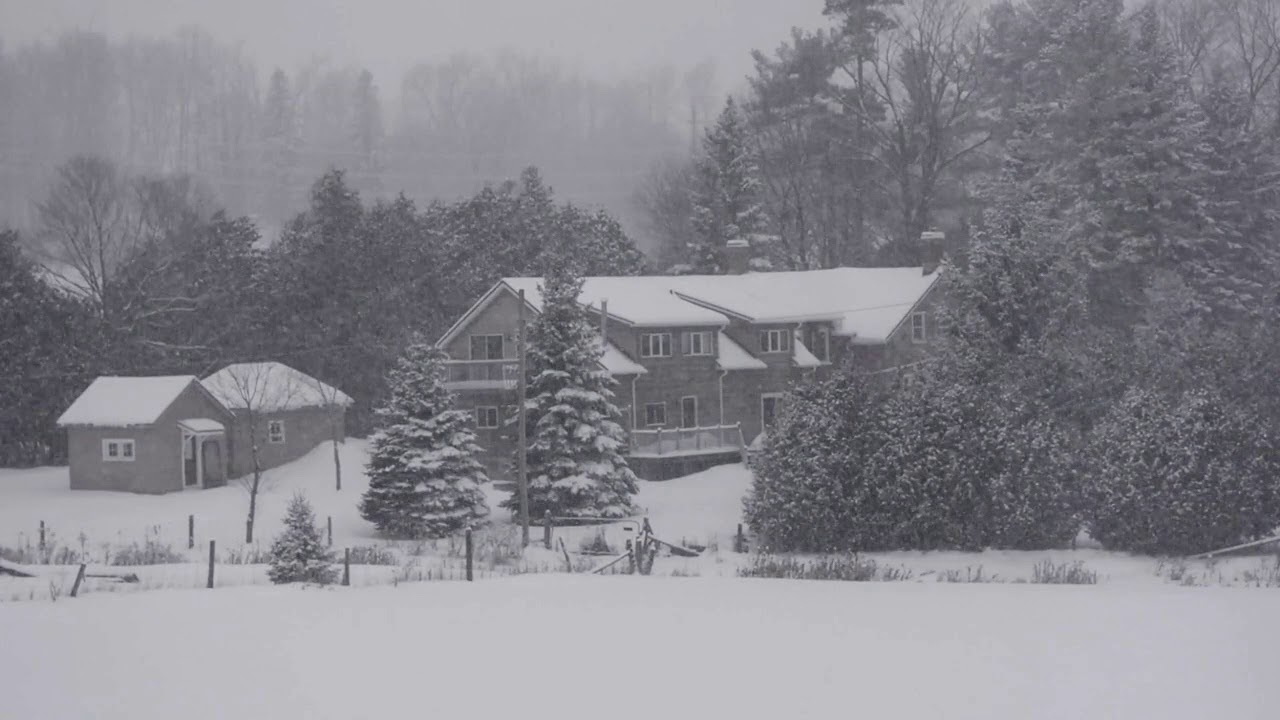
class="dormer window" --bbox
[759,329,790,354]
[682,331,712,356]
[640,333,672,358]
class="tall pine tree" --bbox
[687,98,768,273]
[360,339,490,538]
[505,260,639,520]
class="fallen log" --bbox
[1189,535,1280,560]
[0,558,36,578]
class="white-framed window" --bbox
[911,311,927,344]
[476,406,500,429]
[759,329,789,354]
[267,420,286,444]
[681,331,712,356]
[761,393,785,430]
[469,334,505,360]
[644,402,667,427]
[102,439,135,462]
[640,333,672,358]
[680,396,698,429]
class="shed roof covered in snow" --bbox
[201,362,353,412]
[57,376,203,427]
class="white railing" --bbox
[443,360,520,390]
[629,423,744,457]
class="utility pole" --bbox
[517,289,530,547]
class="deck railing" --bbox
[629,423,745,457]
[443,360,520,390]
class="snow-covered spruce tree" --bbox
[1083,387,1280,556]
[268,493,337,585]
[689,97,768,273]
[744,372,892,552]
[504,261,638,520]
[359,339,490,538]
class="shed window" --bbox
[267,420,286,444]
[103,439,136,462]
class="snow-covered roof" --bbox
[716,332,767,371]
[502,277,729,328]
[440,267,939,351]
[202,363,353,411]
[57,376,201,427]
[599,340,647,376]
[178,418,226,434]
[668,267,941,340]
[793,337,823,368]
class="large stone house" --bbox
[56,362,350,493]
[437,243,942,480]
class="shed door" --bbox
[184,435,199,487]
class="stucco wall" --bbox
[66,382,232,493]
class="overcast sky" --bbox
[1,0,829,93]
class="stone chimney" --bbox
[920,231,945,275]
[724,238,751,275]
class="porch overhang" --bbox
[178,418,226,435]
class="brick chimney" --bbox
[920,231,945,275]
[724,238,751,275]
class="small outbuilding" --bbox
[200,362,353,478]
[56,376,234,493]
[57,363,352,493]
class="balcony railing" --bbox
[629,423,745,458]
[443,359,520,390]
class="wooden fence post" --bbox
[327,516,333,548]
[39,520,45,552]
[465,528,474,582]
[69,563,86,598]
[207,540,216,589]
[736,523,746,553]
[188,514,195,550]
[543,510,552,550]
[342,548,350,587]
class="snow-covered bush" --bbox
[268,493,337,585]
[360,339,490,539]
[504,261,638,520]
[866,370,1081,551]
[744,373,886,552]
[746,364,1081,553]
[1083,388,1280,555]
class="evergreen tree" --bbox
[1083,387,1280,555]
[360,339,489,538]
[688,98,768,273]
[260,69,299,225]
[268,493,337,584]
[505,260,639,520]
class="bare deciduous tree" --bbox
[36,156,142,321]
[865,0,991,251]
[204,362,301,543]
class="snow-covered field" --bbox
[3,440,1279,600]
[2,576,1278,720]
